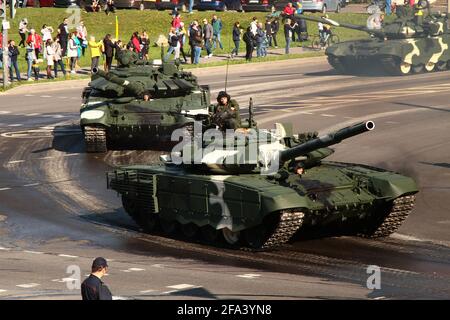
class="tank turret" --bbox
[92,67,149,97]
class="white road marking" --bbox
[63,153,80,157]
[166,284,197,290]
[16,283,40,288]
[299,111,314,115]
[128,268,145,272]
[24,250,44,254]
[40,95,52,98]
[320,114,336,117]
[374,296,386,300]
[7,160,25,164]
[52,278,78,283]
[24,94,35,97]
[140,289,156,294]
[0,290,7,293]
[0,111,11,114]
[0,247,12,250]
[50,115,66,119]
[0,188,11,191]
[385,121,399,124]
[121,270,132,273]
[8,124,23,127]
[25,113,42,116]
[236,274,261,279]
[23,183,40,187]
[151,264,165,268]
[58,254,78,258]
[38,156,54,160]
[112,296,131,300]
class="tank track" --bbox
[360,195,416,238]
[327,56,347,74]
[251,210,305,251]
[84,126,107,153]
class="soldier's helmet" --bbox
[217,91,231,104]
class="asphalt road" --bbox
[0,57,449,300]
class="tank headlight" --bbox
[81,110,105,120]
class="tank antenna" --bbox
[224,35,232,92]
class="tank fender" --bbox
[368,174,418,199]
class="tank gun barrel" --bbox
[279,121,375,163]
[92,67,145,96]
[295,14,386,38]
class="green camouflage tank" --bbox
[80,51,211,152]
[297,1,450,75]
[106,112,418,250]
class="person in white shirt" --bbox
[41,24,54,43]
[44,39,55,79]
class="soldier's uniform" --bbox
[212,91,241,130]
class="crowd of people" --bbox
[0,2,312,83]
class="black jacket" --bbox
[243,31,255,46]
[189,27,202,47]
[103,39,115,58]
[232,26,240,42]
[284,23,294,38]
[8,46,20,62]
[271,20,279,34]
[81,274,112,300]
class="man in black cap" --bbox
[81,257,113,300]
[211,91,241,131]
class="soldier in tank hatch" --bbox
[211,91,241,131]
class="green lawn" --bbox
[3,8,377,72]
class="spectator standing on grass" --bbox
[230,21,241,58]
[8,40,21,82]
[130,32,141,55]
[52,37,66,78]
[18,18,28,48]
[212,15,223,50]
[271,18,279,48]
[284,18,294,54]
[189,21,202,65]
[105,0,116,15]
[27,29,42,59]
[103,34,115,72]
[77,21,88,57]
[73,32,82,70]
[178,22,188,63]
[172,12,182,30]
[44,39,55,79]
[141,31,150,60]
[89,36,103,72]
[188,0,194,14]
[41,25,54,43]
[243,26,255,61]
[250,17,258,36]
[265,18,273,47]
[164,27,180,62]
[202,18,213,58]
[32,58,42,81]
[25,44,35,81]
[255,23,265,58]
[57,18,69,57]
[68,33,79,74]
[283,2,295,17]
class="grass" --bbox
[2,8,381,77]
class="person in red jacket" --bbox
[26,29,42,59]
[130,32,141,54]
[283,2,295,16]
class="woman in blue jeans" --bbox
[231,22,241,58]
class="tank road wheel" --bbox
[436,61,447,71]
[222,228,241,245]
[358,195,416,238]
[412,64,424,73]
[84,126,107,153]
[160,218,178,235]
[424,62,435,72]
[200,225,220,243]
[398,62,412,75]
[180,223,199,238]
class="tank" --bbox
[106,118,418,250]
[296,1,450,75]
[80,52,211,152]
